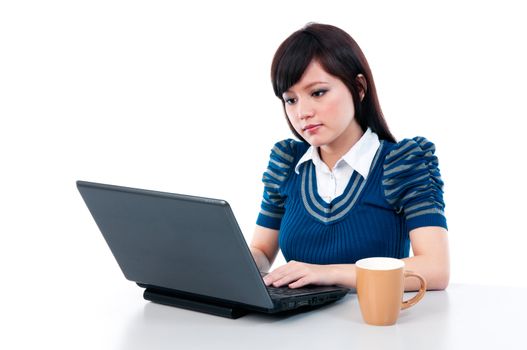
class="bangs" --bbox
[271,32,322,98]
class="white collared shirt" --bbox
[294,128,380,203]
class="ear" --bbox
[356,74,367,101]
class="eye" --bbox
[312,89,327,97]
[284,97,297,105]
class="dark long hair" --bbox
[271,23,396,143]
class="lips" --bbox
[302,123,323,132]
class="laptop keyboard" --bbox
[266,285,321,298]
[260,271,343,299]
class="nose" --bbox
[294,99,314,120]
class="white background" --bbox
[1,0,526,348]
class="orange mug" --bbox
[355,257,426,326]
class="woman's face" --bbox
[282,60,359,149]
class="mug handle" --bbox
[401,270,427,310]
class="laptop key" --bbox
[267,285,327,298]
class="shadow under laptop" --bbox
[119,295,355,350]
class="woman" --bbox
[249,23,449,291]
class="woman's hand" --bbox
[263,260,336,289]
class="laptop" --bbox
[77,180,350,318]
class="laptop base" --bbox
[143,288,249,319]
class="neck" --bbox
[319,121,364,170]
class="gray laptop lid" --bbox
[77,181,274,309]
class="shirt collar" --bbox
[294,128,380,179]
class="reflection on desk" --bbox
[117,284,526,350]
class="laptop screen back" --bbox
[77,181,274,309]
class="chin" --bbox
[304,136,329,148]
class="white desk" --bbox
[103,284,526,349]
[5,284,526,349]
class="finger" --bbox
[289,277,310,289]
[267,272,293,287]
[263,261,300,286]
[263,273,277,286]
[272,269,307,288]
[263,270,285,286]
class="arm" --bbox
[401,226,450,291]
[263,226,449,291]
[249,225,279,273]
[251,140,296,271]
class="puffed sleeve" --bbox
[382,136,447,231]
[256,139,297,230]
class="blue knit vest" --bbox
[256,137,447,265]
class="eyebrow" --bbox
[284,81,329,94]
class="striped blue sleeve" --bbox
[256,139,297,230]
[382,136,447,231]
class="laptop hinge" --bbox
[143,288,249,319]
